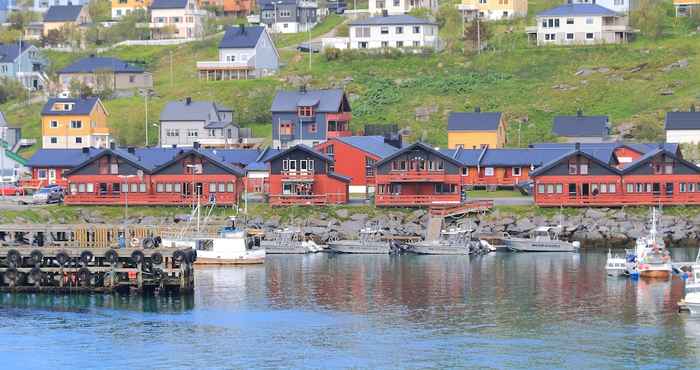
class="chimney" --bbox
[382,9,388,17]
[82,147,89,154]
[109,142,115,150]
[89,53,95,58]
[172,144,177,148]
[577,109,583,117]
[186,97,192,105]
[691,105,696,112]
[128,147,135,154]
[575,142,581,151]
[193,141,200,149]
[299,85,307,94]
[240,23,245,33]
[474,106,481,113]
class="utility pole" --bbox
[144,90,149,146]
[477,18,481,54]
[169,50,173,87]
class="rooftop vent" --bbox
[186,97,192,105]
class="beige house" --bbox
[42,5,91,36]
[57,55,153,91]
[457,0,528,21]
[150,0,205,39]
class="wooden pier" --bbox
[0,224,195,295]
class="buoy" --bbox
[151,252,163,265]
[6,249,21,268]
[131,250,145,265]
[56,251,70,267]
[5,267,18,283]
[30,267,42,282]
[172,250,186,263]
[77,267,91,285]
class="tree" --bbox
[8,11,40,30]
[0,27,22,43]
[42,29,68,47]
[463,18,492,51]
[436,4,462,52]
[632,0,667,39]
[87,0,112,22]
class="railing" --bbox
[456,3,479,10]
[326,112,352,122]
[602,24,633,32]
[525,26,537,33]
[281,170,315,181]
[536,193,700,207]
[65,193,237,205]
[375,194,461,206]
[376,171,447,182]
[327,130,353,138]
[429,200,494,216]
[196,60,253,69]
[269,193,346,206]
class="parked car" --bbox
[32,185,64,204]
[327,1,346,14]
[0,183,23,196]
[297,43,320,53]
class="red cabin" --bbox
[23,148,104,189]
[532,145,700,207]
[265,145,349,205]
[314,136,398,196]
[374,142,464,207]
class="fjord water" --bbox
[1,250,700,369]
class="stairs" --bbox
[425,215,443,242]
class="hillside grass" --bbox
[3,2,700,153]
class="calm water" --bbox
[1,250,700,369]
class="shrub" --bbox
[324,47,341,61]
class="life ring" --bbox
[150,252,163,265]
[80,250,94,265]
[130,238,140,248]
[6,249,21,268]
[56,251,70,267]
[30,267,42,282]
[78,267,91,284]
[172,250,186,263]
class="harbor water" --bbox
[1,249,700,369]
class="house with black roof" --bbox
[0,42,48,90]
[447,108,506,149]
[665,106,700,144]
[43,5,90,38]
[259,0,318,34]
[196,25,279,80]
[57,55,153,91]
[551,110,611,143]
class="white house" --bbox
[665,108,700,144]
[568,0,636,14]
[149,0,205,39]
[526,4,634,46]
[368,0,438,15]
[349,14,439,50]
[197,25,280,80]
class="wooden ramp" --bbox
[429,200,494,218]
[425,216,443,242]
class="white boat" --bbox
[605,249,627,277]
[684,251,700,314]
[504,226,580,252]
[407,228,478,255]
[633,208,672,279]
[261,228,315,254]
[328,226,390,254]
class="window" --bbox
[70,183,77,194]
[358,42,368,49]
[298,106,314,117]
[112,183,121,194]
[512,167,522,176]
[280,121,293,135]
[86,183,94,193]
[380,26,389,34]
[381,41,389,48]
[75,137,82,144]
[280,9,291,17]
[393,0,399,5]
[78,183,86,193]
[166,129,179,137]
[586,18,593,24]
[396,41,404,48]
[479,0,486,3]
[218,183,225,192]
[681,183,687,193]
[566,18,574,25]
[566,33,574,40]
[538,184,545,194]
[665,163,673,174]
[366,157,376,177]
[586,33,594,40]
[600,184,608,193]
[614,0,624,5]
[187,129,198,137]
[50,120,58,128]
[545,34,556,41]
[227,183,234,192]
[579,160,589,175]
[413,41,420,47]
[413,26,420,34]
[555,184,563,193]
[395,26,403,34]
[568,160,577,175]
[609,184,616,193]
[157,183,164,192]
[129,75,135,83]
[434,184,456,194]
[130,183,138,192]
[110,162,118,174]
[50,137,58,144]
[165,183,173,192]
[355,27,370,38]
[209,183,217,193]
[38,169,47,179]
[71,120,82,129]
[484,167,494,177]
[546,184,554,194]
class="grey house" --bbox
[260,0,318,33]
[0,43,48,90]
[271,87,352,149]
[552,110,611,143]
[159,98,252,148]
[197,25,279,80]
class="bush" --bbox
[324,47,341,61]
[0,78,27,104]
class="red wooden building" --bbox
[22,148,104,189]
[314,136,399,196]
[63,146,245,206]
[374,142,465,207]
[531,144,700,207]
[265,145,350,206]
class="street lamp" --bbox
[117,174,136,230]
[152,123,160,147]
[185,164,200,231]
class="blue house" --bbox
[270,87,352,149]
[0,43,48,90]
[197,24,279,80]
[0,0,16,23]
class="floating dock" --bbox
[0,224,195,294]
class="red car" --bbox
[0,184,23,196]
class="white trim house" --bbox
[368,0,438,15]
[349,14,439,50]
[665,109,700,144]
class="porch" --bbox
[326,113,352,138]
[374,194,462,207]
[268,193,347,206]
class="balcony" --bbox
[196,60,254,70]
[525,26,537,34]
[456,3,478,11]
[376,171,448,183]
[326,112,352,122]
[269,193,347,206]
[327,130,352,138]
[602,24,634,32]
[375,194,461,207]
[281,170,315,181]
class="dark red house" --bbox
[265,145,350,205]
[531,144,700,207]
[374,142,464,207]
[314,136,398,196]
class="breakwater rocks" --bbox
[6,207,700,248]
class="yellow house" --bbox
[41,97,111,149]
[447,109,506,149]
[43,5,91,37]
[111,0,151,19]
[674,0,700,16]
[457,0,528,21]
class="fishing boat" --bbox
[328,226,390,254]
[683,251,700,314]
[504,226,580,252]
[261,228,320,254]
[633,208,672,279]
[605,249,627,277]
[407,227,479,255]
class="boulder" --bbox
[264,215,280,228]
[509,218,536,234]
[584,208,607,220]
[335,209,349,219]
[350,213,368,222]
[339,220,364,237]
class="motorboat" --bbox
[504,226,580,252]
[605,249,627,277]
[407,228,483,255]
[261,228,318,254]
[328,226,390,254]
[633,208,672,279]
[683,251,700,314]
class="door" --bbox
[581,183,589,197]
[48,169,57,185]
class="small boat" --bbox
[605,249,627,277]
[633,208,672,279]
[328,226,390,254]
[504,226,580,252]
[407,227,479,255]
[683,251,700,314]
[261,228,317,254]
